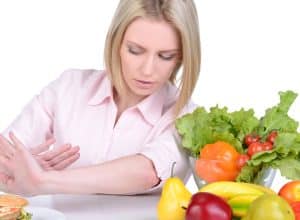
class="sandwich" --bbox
[0,194,32,220]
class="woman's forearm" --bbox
[39,154,160,195]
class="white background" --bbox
[1,1,300,192]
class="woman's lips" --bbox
[134,79,155,89]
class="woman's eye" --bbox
[159,54,175,61]
[128,47,142,55]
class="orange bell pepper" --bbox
[195,141,240,182]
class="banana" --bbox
[198,181,265,200]
[240,182,276,195]
[227,194,261,217]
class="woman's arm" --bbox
[40,154,160,195]
[0,132,160,195]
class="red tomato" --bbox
[247,142,264,157]
[247,141,273,157]
[278,181,300,204]
[267,130,278,144]
[244,134,260,146]
[291,202,300,220]
[236,154,250,170]
[262,141,273,151]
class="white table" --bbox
[5,170,290,220]
[26,193,161,220]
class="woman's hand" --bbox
[30,139,80,171]
[0,133,80,195]
[0,132,44,195]
[0,132,80,171]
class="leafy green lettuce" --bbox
[257,91,298,138]
[175,106,259,157]
[176,90,300,182]
[18,209,32,220]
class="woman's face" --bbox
[120,17,181,102]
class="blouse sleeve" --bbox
[136,102,198,194]
[1,71,67,149]
[137,125,191,194]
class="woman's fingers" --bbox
[0,172,9,184]
[29,137,56,155]
[52,151,80,170]
[40,144,72,161]
[36,145,80,170]
[34,157,53,171]
[46,146,80,165]
[0,134,15,158]
[0,155,10,174]
[2,133,80,172]
[0,171,11,193]
[8,132,25,151]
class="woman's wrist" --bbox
[36,170,58,195]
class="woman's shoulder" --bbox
[49,69,110,101]
[54,68,108,89]
[58,68,106,83]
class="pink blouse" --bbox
[2,69,197,191]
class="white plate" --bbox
[25,206,66,220]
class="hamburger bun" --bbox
[0,194,28,207]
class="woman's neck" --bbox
[113,88,144,124]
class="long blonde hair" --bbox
[104,0,201,117]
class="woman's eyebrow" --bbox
[127,40,180,53]
[127,41,144,49]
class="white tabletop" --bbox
[26,193,161,220]
[2,170,290,220]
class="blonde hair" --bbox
[104,0,201,117]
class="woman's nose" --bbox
[141,55,156,76]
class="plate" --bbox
[25,206,66,220]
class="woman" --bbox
[0,0,200,196]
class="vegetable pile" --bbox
[175,90,300,183]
